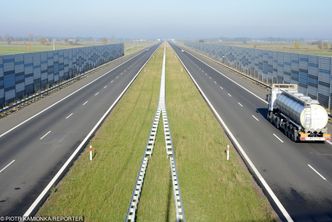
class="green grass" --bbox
[38,46,163,221]
[38,43,276,221]
[166,45,276,221]
[0,42,90,55]
[0,41,153,56]
[136,123,176,221]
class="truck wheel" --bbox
[293,130,298,142]
[276,117,280,129]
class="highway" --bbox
[0,44,159,216]
[171,43,332,222]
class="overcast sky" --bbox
[1,0,331,40]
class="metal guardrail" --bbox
[126,45,185,222]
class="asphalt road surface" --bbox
[171,42,332,222]
[0,44,159,216]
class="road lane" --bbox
[171,43,332,222]
[0,44,160,216]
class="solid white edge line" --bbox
[238,102,243,107]
[23,44,160,217]
[252,115,259,122]
[82,101,88,106]
[185,50,268,104]
[65,113,74,119]
[273,133,284,143]
[173,45,293,222]
[308,164,327,181]
[0,48,150,140]
[40,131,51,140]
[0,160,15,174]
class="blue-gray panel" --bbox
[0,43,124,107]
[186,42,332,109]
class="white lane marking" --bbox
[65,113,74,119]
[214,81,217,84]
[326,140,332,145]
[40,131,51,140]
[227,93,232,97]
[219,86,223,90]
[252,115,259,122]
[23,43,159,218]
[0,160,15,174]
[273,133,284,143]
[308,164,327,181]
[82,100,88,106]
[185,50,268,104]
[238,102,243,107]
[104,85,108,89]
[0,49,148,140]
[174,48,294,222]
[94,92,100,96]
[111,80,114,83]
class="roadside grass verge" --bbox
[38,46,163,221]
[125,41,155,55]
[166,44,277,221]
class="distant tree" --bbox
[293,41,300,49]
[5,35,13,44]
[100,38,108,45]
[39,37,50,45]
[322,42,329,49]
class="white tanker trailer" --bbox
[267,84,330,142]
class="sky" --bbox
[0,0,332,40]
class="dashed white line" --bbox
[219,86,223,90]
[0,160,15,174]
[40,131,51,140]
[65,113,74,119]
[104,85,108,89]
[214,81,217,84]
[227,93,232,97]
[238,102,243,107]
[273,133,284,143]
[94,92,100,96]
[252,115,259,122]
[308,164,327,181]
[82,100,88,106]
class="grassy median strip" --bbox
[136,119,176,221]
[166,44,276,221]
[38,47,163,221]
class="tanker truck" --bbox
[267,84,330,142]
